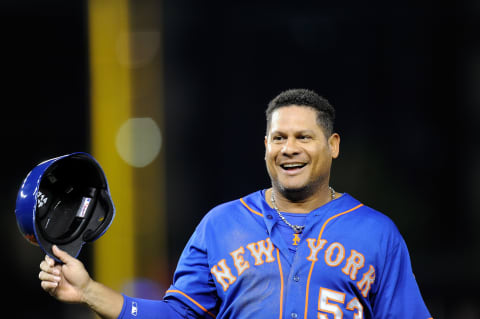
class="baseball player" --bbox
[39,89,432,318]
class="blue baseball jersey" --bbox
[120,190,432,319]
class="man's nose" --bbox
[281,137,300,156]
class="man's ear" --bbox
[264,136,268,160]
[329,133,340,159]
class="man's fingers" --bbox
[41,279,58,292]
[39,269,61,296]
[39,260,49,272]
[45,254,55,267]
[39,270,61,283]
[40,259,61,275]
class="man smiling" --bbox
[265,99,340,209]
[39,89,432,318]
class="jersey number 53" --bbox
[318,287,363,319]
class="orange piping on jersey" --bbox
[276,248,284,319]
[240,198,264,217]
[166,289,216,318]
[303,204,364,319]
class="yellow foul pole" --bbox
[88,0,135,289]
[88,0,167,296]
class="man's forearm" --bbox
[82,280,124,319]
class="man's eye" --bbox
[298,135,312,140]
[272,136,284,141]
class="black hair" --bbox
[266,89,336,136]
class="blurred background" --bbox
[2,0,478,318]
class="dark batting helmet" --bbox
[15,152,115,262]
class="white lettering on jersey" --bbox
[342,250,365,280]
[246,238,275,265]
[306,238,327,262]
[211,236,375,300]
[357,265,376,297]
[324,242,345,267]
[211,259,237,291]
[230,246,250,276]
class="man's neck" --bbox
[266,186,340,214]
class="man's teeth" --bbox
[282,163,305,169]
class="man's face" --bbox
[264,105,340,198]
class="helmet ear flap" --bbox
[83,188,114,242]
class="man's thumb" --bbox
[52,245,74,264]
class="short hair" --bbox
[265,88,336,136]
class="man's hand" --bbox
[39,245,91,303]
[39,245,124,319]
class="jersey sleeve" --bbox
[372,235,432,319]
[164,218,219,318]
[118,294,197,319]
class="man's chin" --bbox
[276,184,312,202]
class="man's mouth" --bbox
[280,163,307,171]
